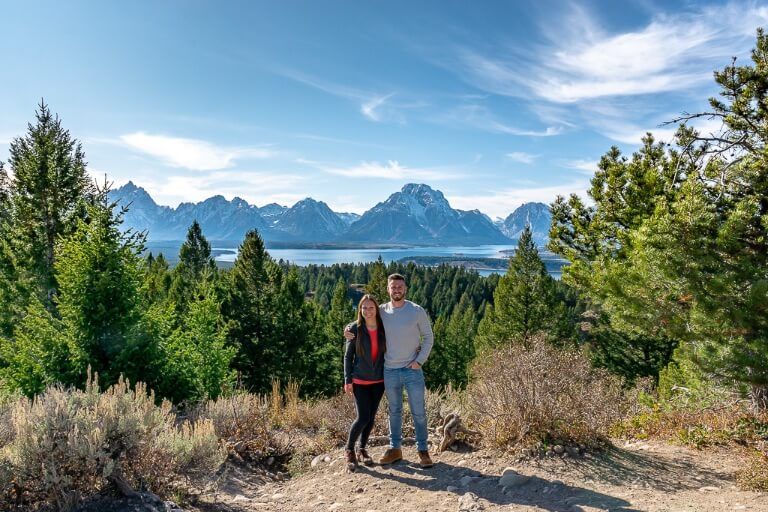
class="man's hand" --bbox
[343,325,355,341]
[344,383,353,395]
[408,361,421,370]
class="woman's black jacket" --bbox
[344,322,386,384]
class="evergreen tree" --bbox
[222,230,279,392]
[54,191,148,385]
[169,221,216,311]
[0,299,72,395]
[365,256,389,303]
[0,162,10,224]
[156,273,235,403]
[7,101,94,306]
[476,226,552,348]
[142,252,172,305]
[548,31,768,406]
[424,293,477,390]
[316,278,354,392]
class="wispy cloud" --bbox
[506,152,538,164]
[447,180,591,219]
[440,104,563,137]
[449,2,768,103]
[562,159,599,176]
[275,68,406,123]
[120,132,273,171]
[324,160,456,181]
[361,93,395,121]
[595,115,725,145]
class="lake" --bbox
[145,242,566,278]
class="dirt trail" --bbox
[194,440,768,512]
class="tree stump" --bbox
[437,413,480,453]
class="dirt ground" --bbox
[189,440,768,512]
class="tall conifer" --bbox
[8,101,94,306]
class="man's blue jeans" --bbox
[384,366,428,452]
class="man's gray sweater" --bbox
[379,300,434,369]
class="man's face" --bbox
[387,279,406,301]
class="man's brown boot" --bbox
[418,450,433,468]
[378,447,402,465]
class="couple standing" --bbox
[343,273,434,470]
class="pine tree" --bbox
[0,162,10,224]
[476,226,552,348]
[169,221,216,311]
[424,293,477,390]
[157,273,235,403]
[142,252,172,304]
[222,230,279,391]
[0,299,72,395]
[548,31,768,406]
[54,190,147,385]
[365,256,389,303]
[7,101,94,306]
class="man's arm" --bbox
[343,321,355,341]
[413,307,434,366]
[344,323,357,384]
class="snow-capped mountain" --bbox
[110,182,550,246]
[500,202,552,244]
[345,184,510,244]
[272,198,348,241]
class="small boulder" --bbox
[458,492,484,511]
[553,445,565,455]
[498,468,529,488]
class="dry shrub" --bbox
[287,392,357,445]
[466,336,626,449]
[737,447,768,491]
[199,392,272,453]
[0,374,225,511]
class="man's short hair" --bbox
[387,273,406,283]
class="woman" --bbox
[344,294,386,470]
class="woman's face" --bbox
[361,299,377,323]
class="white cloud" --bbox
[441,104,563,137]
[132,169,306,207]
[120,132,273,171]
[275,68,406,123]
[562,159,599,176]
[451,2,768,103]
[506,152,538,164]
[325,160,455,181]
[361,93,395,121]
[598,116,725,145]
[447,180,591,219]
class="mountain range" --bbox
[109,182,552,246]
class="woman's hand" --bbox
[344,383,353,395]
[343,325,355,341]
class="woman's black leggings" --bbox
[346,382,385,450]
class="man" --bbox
[345,273,434,468]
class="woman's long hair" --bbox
[354,294,385,359]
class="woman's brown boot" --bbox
[345,449,357,472]
[357,448,374,466]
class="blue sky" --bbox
[1,0,766,219]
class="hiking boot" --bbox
[378,447,402,465]
[345,449,357,472]
[418,450,434,468]
[357,448,374,466]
